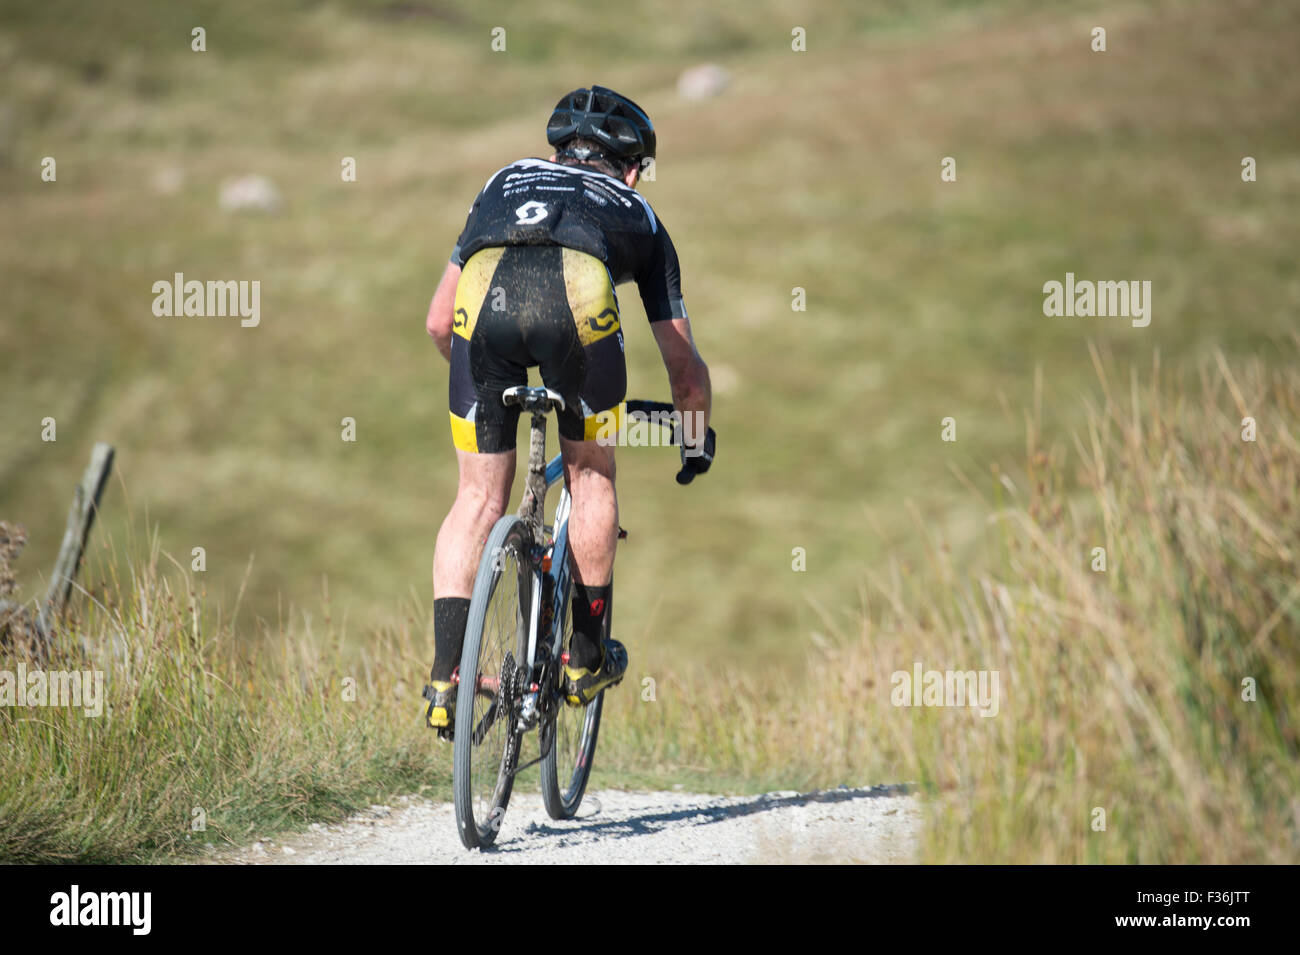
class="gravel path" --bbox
[229,785,920,864]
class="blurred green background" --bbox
[2,0,1297,676]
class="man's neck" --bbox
[555,157,625,180]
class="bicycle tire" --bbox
[453,515,532,849]
[539,571,605,820]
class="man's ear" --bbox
[548,153,558,162]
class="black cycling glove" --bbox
[676,428,715,485]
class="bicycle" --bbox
[446,385,713,849]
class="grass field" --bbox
[2,0,1298,862]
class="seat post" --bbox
[518,410,549,535]
[502,386,565,537]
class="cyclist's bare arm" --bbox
[651,316,711,443]
[426,260,462,362]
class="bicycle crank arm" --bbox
[471,700,499,746]
[509,753,545,777]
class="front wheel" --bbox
[540,575,605,820]
[453,515,532,849]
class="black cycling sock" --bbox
[431,597,471,683]
[569,582,612,671]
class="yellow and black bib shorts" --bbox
[448,245,626,453]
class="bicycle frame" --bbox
[540,450,571,670]
[526,450,570,673]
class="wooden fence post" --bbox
[36,442,115,640]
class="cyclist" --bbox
[422,86,714,734]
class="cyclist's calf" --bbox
[433,449,515,598]
[559,437,617,588]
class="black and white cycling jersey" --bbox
[450,158,686,323]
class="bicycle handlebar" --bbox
[623,399,715,485]
[543,400,716,487]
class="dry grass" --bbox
[0,537,440,863]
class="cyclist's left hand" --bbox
[676,428,715,485]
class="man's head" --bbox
[546,86,654,189]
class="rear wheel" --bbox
[453,516,532,849]
[540,574,605,819]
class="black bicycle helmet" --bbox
[546,85,656,165]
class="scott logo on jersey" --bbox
[514,200,548,225]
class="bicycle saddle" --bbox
[502,386,567,413]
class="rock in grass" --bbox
[677,64,730,101]
[219,174,283,213]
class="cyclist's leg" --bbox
[559,437,617,671]
[559,439,617,587]
[428,448,512,689]
[429,248,525,688]
[433,450,514,595]
[542,248,627,675]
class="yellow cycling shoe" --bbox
[563,639,628,707]
[423,679,457,735]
